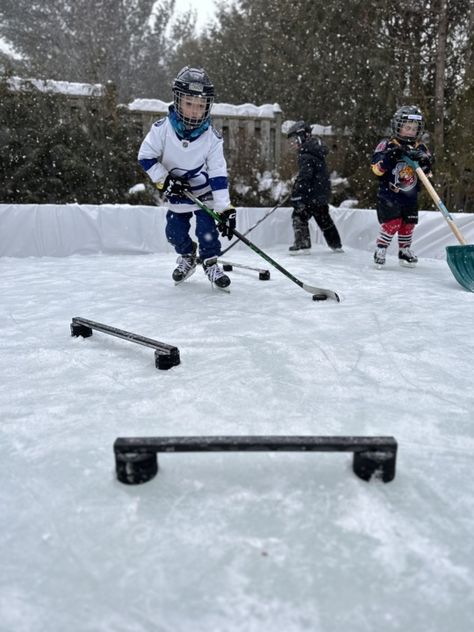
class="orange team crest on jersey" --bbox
[393,162,417,192]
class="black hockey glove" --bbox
[157,175,191,198]
[291,196,306,211]
[217,206,236,240]
[404,148,432,173]
[404,148,423,163]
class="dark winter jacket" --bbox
[371,138,432,210]
[290,138,331,208]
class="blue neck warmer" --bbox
[168,106,211,141]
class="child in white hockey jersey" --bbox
[138,66,236,289]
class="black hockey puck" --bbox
[312,294,328,301]
[259,271,271,281]
[115,451,158,485]
[223,264,233,272]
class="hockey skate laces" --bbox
[204,262,225,283]
[176,254,194,272]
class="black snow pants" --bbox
[292,203,342,249]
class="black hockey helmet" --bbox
[391,105,424,142]
[172,66,214,129]
[287,120,312,146]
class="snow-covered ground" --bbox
[1,241,473,631]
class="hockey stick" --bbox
[218,260,269,274]
[218,260,271,280]
[404,155,474,292]
[185,191,340,301]
[220,193,291,256]
[403,156,467,245]
[196,256,270,278]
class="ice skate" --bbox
[374,246,387,269]
[172,242,197,284]
[202,257,231,291]
[289,242,311,255]
[399,248,418,267]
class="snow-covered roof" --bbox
[281,119,334,136]
[310,123,334,136]
[7,76,104,97]
[128,98,282,119]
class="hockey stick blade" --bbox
[302,282,340,302]
[184,191,340,302]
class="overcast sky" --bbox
[0,1,221,56]
[174,0,218,29]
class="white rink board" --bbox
[1,203,473,258]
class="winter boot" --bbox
[289,242,311,255]
[202,257,231,289]
[290,214,311,254]
[374,246,387,267]
[322,225,343,252]
[172,241,197,283]
[398,248,418,267]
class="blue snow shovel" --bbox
[404,155,474,293]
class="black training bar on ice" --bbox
[218,260,271,280]
[113,435,397,485]
[70,317,180,370]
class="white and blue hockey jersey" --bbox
[138,117,231,213]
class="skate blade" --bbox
[173,267,197,285]
[289,250,312,256]
[398,261,417,268]
[212,284,231,293]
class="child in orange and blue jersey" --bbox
[371,105,433,268]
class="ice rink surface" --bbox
[1,245,473,631]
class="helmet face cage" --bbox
[391,106,424,142]
[173,90,214,128]
[172,66,214,129]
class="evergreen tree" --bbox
[1,0,472,208]
[0,78,143,203]
[0,0,178,100]
[172,0,473,209]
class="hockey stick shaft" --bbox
[220,193,291,256]
[217,260,269,273]
[185,192,339,300]
[403,155,467,245]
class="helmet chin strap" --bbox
[398,136,417,145]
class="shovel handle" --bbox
[415,166,467,246]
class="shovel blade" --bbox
[446,245,474,292]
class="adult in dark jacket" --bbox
[287,121,343,254]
